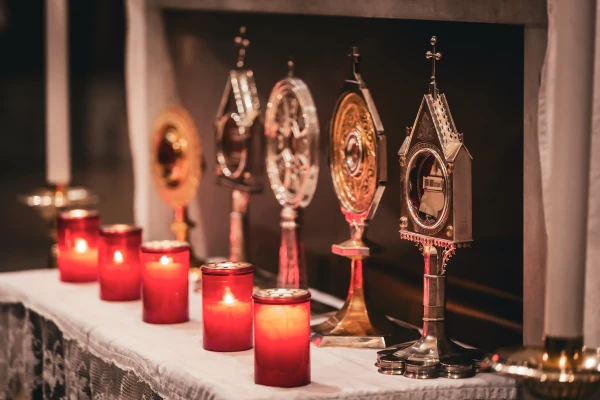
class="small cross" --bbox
[349,46,361,76]
[425,36,442,97]
[287,56,295,77]
[234,26,250,69]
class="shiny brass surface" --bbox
[19,184,99,268]
[313,47,417,348]
[152,106,202,275]
[331,92,378,216]
[388,37,478,378]
[491,338,600,400]
[312,258,386,348]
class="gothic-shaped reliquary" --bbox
[398,92,472,243]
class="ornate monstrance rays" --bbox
[311,47,419,349]
[378,36,480,379]
[265,59,319,289]
[214,26,263,263]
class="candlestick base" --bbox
[19,185,99,268]
[490,338,600,400]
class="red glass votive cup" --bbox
[57,209,100,283]
[201,262,254,352]
[140,240,189,324]
[253,288,311,388]
[98,224,142,301]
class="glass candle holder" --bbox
[57,209,100,282]
[140,240,189,324]
[201,262,254,352]
[253,288,311,388]
[98,224,142,301]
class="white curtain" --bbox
[538,0,600,346]
[124,0,207,259]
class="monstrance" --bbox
[151,106,202,279]
[215,26,263,263]
[312,47,418,348]
[379,36,482,379]
[265,59,319,289]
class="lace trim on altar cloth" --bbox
[0,303,163,400]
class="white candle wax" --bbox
[544,0,595,338]
[46,0,71,184]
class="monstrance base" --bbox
[378,335,488,379]
[311,305,420,349]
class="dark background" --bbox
[0,1,523,351]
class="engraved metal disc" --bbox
[152,106,202,208]
[330,93,378,215]
[265,77,319,208]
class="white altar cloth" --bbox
[0,270,518,400]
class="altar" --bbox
[0,270,517,399]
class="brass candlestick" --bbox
[151,106,203,282]
[19,184,99,268]
[491,338,600,399]
[311,47,419,349]
[215,26,263,263]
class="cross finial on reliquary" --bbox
[234,26,250,69]
[349,46,361,77]
[287,56,295,77]
[426,36,442,98]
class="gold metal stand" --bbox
[19,184,99,268]
[491,338,600,400]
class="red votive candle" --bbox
[201,262,254,352]
[98,224,142,301]
[253,288,311,388]
[57,209,100,282]
[140,240,189,324]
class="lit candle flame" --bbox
[75,239,88,254]
[159,255,172,265]
[113,250,124,264]
[222,287,236,304]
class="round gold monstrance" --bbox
[330,92,378,216]
[152,106,202,209]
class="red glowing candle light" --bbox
[201,262,254,352]
[57,209,100,282]
[140,240,189,324]
[253,288,311,388]
[98,224,142,301]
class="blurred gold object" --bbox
[151,106,202,278]
[19,184,99,268]
[491,337,600,400]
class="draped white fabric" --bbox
[0,270,518,400]
[124,0,207,260]
[538,1,600,346]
